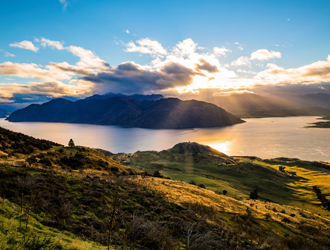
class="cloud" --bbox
[0,81,93,103]
[196,59,219,73]
[4,36,330,102]
[37,38,108,68]
[125,38,167,57]
[40,38,64,50]
[0,61,72,81]
[59,0,68,10]
[82,61,198,94]
[253,55,330,87]
[250,49,281,61]
[66,46,109,68]
[5,52,15,57]
[125,29,130,34]
[234,42,244,50]
[9,40,39,52]
[213,47,231,57]
[231,49,281,69]
[231,56,251,67]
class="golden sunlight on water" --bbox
[207,141,231,155]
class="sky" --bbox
[1,0,330,109]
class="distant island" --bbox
[7,97,244,129]
[306,121,330,128]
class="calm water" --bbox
[0,117,329,162]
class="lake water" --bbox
[0,116,329,162]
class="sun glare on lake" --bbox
[207,141,231,155]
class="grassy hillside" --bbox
[2,128,330,249]
[110,143,330,217]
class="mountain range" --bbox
[7,97,244,129]
[207,93,330,117]
[0,108,11,118]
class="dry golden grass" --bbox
[129,176,330,231]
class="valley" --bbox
[1,127,330,249]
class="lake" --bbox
[0,116,329,162]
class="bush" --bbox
[153,171,163,178]
[198,183,206,189]
[250,188,258,199]
[223,190,227,195]
[189,180,197,185]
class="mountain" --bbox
[0,108,11,118]
[2,129,330,249]
[85,92,164,101]
[209,93,297,116]
[7,97,244,129]
[208,93,330,118]
[289,93,330,108]
[241,106,330,118]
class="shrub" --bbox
[223,190,227,195]
[153,171,163,178]
[198,183,206,189]
[250,189,258,199]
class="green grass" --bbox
[0,198,107,250]
[123,151,330,217]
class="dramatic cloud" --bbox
[196,59,219,73]
[125,38,167,56]
[250,49,281,61]
[2,36,330,105]
[213,47,231,57]
[9,40,39,52]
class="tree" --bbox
[223,190,227,195]
[68,139,75,147]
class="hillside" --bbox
[2,129,330,249]
[7,97,244,129]
[208,93,330,118]
[240,106,330,118]
[109,142,330,216]
[210,93,296,116]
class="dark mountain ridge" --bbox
[7,97,244,129]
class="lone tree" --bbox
[68,139,75,147]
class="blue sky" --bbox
[1,0,330,108]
